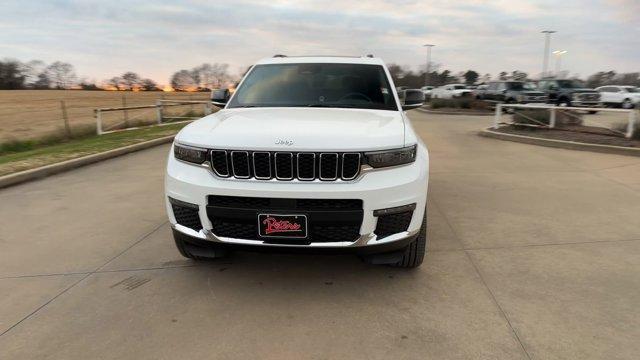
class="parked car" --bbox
[537,79,601,112]
[166,55,429,268]
[473,84,488,99]
[431,84,472,99]
[421,85,434,99]
[595,85,640,109]
[481,81,547,104]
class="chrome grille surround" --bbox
[230,151,250,179]
[274,152,294,180]
[319,153,339,181]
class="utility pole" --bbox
[553,50,567,76]
[423,44,435,86]
[541,30,556,78]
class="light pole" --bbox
[423,44,435,86]
[552,50,567,76]
[541,30,556,78]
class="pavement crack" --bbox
[0,220,168,338]
[430,197,533,360]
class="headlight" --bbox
[174,143,208,164]
[516,95,525,102]
[365,145,417,168]
[572,93,581,100]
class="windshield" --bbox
[557,80,585,89]
[506,82,525,91]
[624,87,639,93]
[227,63,398,110]
[452,85,466,90]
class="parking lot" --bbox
[1,110,640,359]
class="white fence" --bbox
[94,100,214,135]
[492,104,637,138]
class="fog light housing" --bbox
[373,203,416,217]
[374,203,416,239]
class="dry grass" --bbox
[0,90,210,141]
[0,123,187,176]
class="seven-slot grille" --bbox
[210,150,361,181]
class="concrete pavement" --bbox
[1,111,640,359]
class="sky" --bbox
[2,0,639,85]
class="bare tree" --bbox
[193,63,231,89]
[121,72,142,90]
[33,72,50,89]
[463,70,479,85]
[141,78,158,91]
[106,76,124,90]
[21,60,46,87]
[46,61,76,89]
[0,59,26,89]
[170,70,197,91]
[511,70,528,81]
[480,73,492,83]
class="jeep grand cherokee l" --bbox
[165,56,429,268]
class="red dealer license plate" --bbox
[258,214,308,238]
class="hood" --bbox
[569,88,598,93]
[175,107,406,151]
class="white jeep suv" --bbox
[165,55,429,267]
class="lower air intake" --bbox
[375,211,413,239]
[169,198,202,232]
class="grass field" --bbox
[0,90,210,142]
[0,123,187,176]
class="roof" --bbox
[255,55,385,66]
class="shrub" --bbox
[430,98,488,110]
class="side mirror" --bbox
[211,89,230,106]
[401,89,425,110]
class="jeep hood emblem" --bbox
[275,139,294,146]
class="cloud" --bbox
[1,0,638,84]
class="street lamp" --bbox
[423,44,435,86]
[541,30,556,78]
[552,50,567,77]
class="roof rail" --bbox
[271,55,370,58]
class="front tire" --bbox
[393,207,427,268]
[557,98,571,107]
[622,99,633,109]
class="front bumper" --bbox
[571,101,602,107]
[165,144,429,252]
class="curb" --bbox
[479,128,640,157]
[415,107,492,116]
[0,135,175,190]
